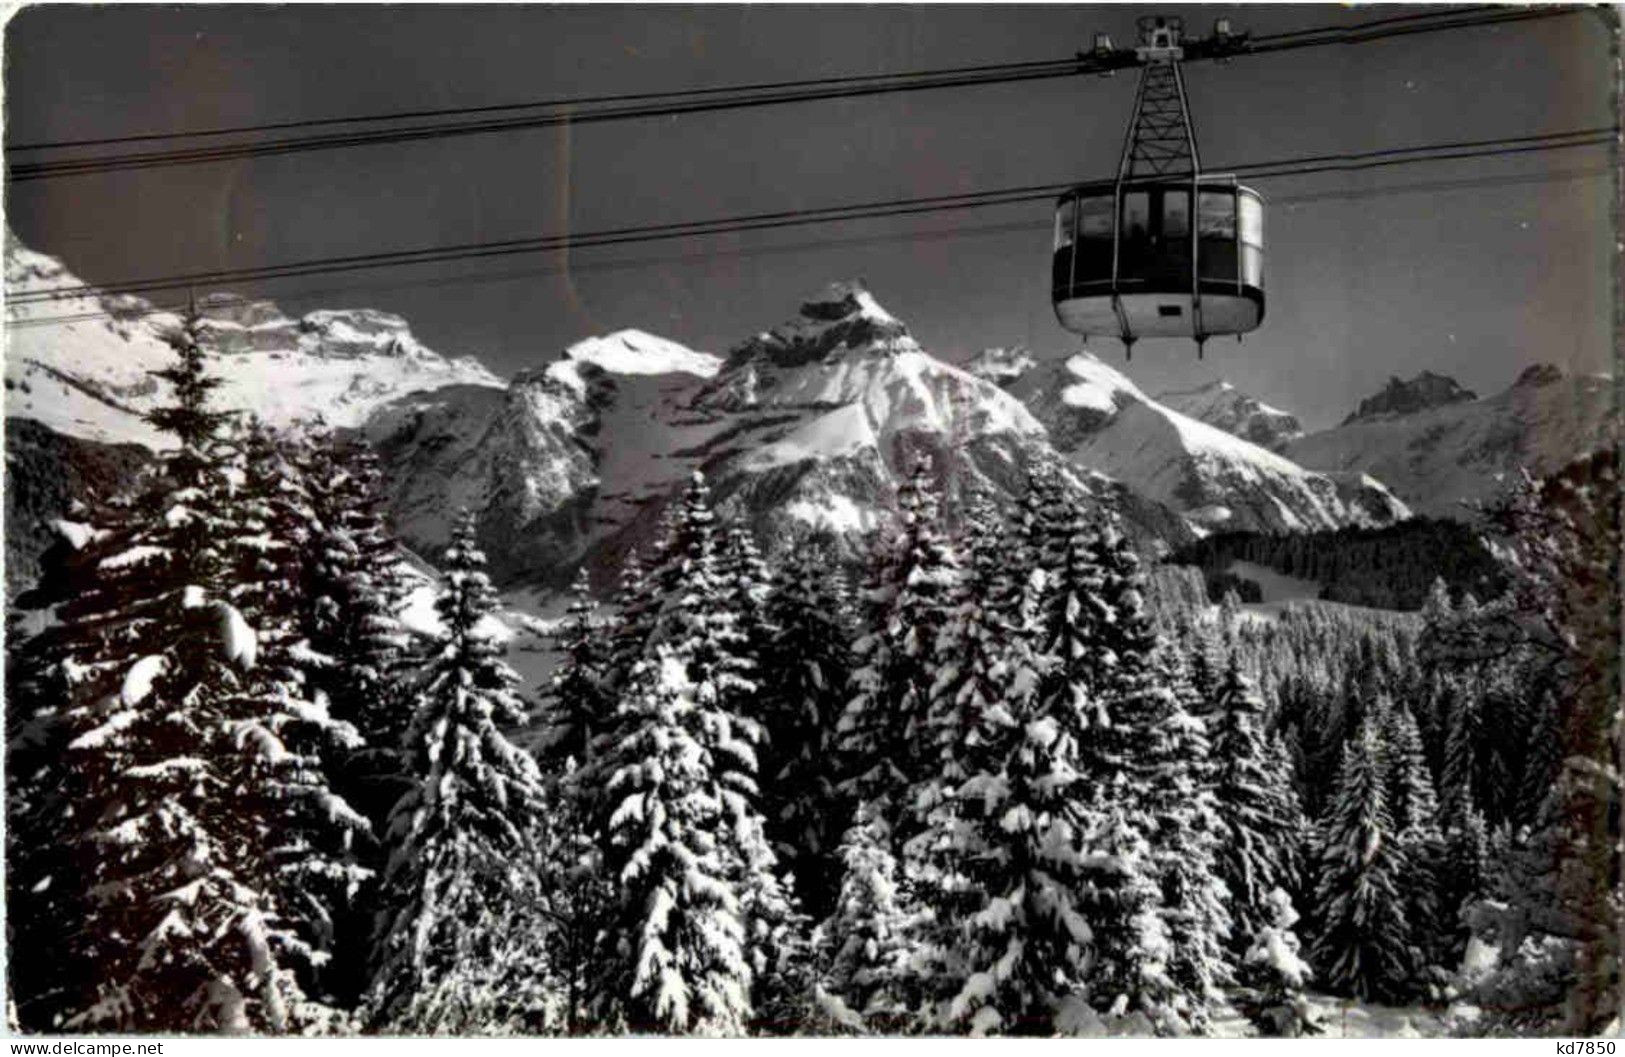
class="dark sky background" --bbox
[5,4,1615,428]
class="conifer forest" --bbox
[4,311,1617,1038]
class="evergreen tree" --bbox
[1148,654,1235,1032]
[366,513,549,1031]
[225,420,375,1005]
[1032,483,1112,763]
[716,522,776,702]
[1439,806,1490,965]
[1238,889,1321,1038]
[537,569,610,771]
[1385,703,1448,975]
[604,550,654,695]
[890,492,1101,1035]
[835,458,961,849]
[1096,525,1229,1032]
[930,608,1096,1035]
[298,429,414,764]
[11,310,363,1032]
[758,543,852,920]
[1308,714,1415,1002]
[903,494,1013,1019]
[818,805,914,1034]
[1078,805,1181,1033]
[1211,657,1304,950]
[591,474,800,1034]
[595,650,756,1034]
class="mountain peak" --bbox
[967,346,1037,388]
[1155,376,1302,450]
[563,329,720,378]
[1343,370,1478,424]
[532,329,720,398]
[799,280,899,326]
[1513,362,1565,389]
[726,281,915,371]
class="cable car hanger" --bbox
[1052,16,1265,360]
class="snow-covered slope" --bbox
[1001,353,1409,534]
[1285,365,1615,518]
[1155,378,1304,450]
[4,236,504,448]
[366,327,728,582]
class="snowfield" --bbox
[1002,351,1411,536]
[1285,364,1615,517]
[5,236,505,449]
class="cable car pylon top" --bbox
[1052,17,1265,359]
[1119,17,1201,179]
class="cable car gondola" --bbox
[1051,17,1264,358]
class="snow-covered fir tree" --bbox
[1211,657,1305,950]
[1087,524,1226,1034]
[1145,651,1235,1032]
[1308,712,1415,1003]
[537,568,609,771]
[595,649,756,1034]
[1384,703,1447,974]
[8,309,365,1032]
[1077,804,1181,1033]
[901,494,1014,1022]
[1031,477,1113,754]
[591,473,801,1035]
[224,419,375,1005]
[817,804,915,1034]
[1238,888,1321,1038]
[297,428,415,770]
[366,512,549,1032]
[835,457,961,849]
[758,541,853,920]
[925,533,1098,1035]
[716,522,777,701]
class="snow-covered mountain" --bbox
[366,327,726,582]
[991,352,1408,535]
[5,232,1416,597]
[1155,378,1304,451]
[365,283,1185,586]
[4,236,504,448]
[1285,365,1615,518]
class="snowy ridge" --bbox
[1286,364,1615,517]
[1003,352,1409,535]
[545,329,721,397]
[4,235,506,449]
[1155,378,1304,450]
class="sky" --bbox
[4,4,1616,429]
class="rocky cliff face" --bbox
[1342,370,1478,424]
[4,418,149,598]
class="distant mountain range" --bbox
[6,232,1608,599]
